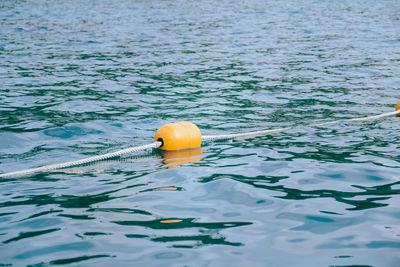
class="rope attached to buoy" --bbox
[0,142,161,178]
[1,103,399,178]
[202,109,400,141]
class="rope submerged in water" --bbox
[1,108,399,178]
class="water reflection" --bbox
[199,173,400,211]
[113,217,251,230]
[150,234,243,248]
[1,0,400,264]
[116,217,250,248]
[32,147,203,176]
[158,148,203,169]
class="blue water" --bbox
[1,0,400,266]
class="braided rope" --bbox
[0,141,161,178]
[202,126,293,141]
[202,109,400,141]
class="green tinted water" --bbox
[1,0,400,266]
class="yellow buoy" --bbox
[396,101,400,117]
[154,121,202,151]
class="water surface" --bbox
[1,0,400,266]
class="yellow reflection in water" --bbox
[160,219,183,224]
[153,186,178,191]
[161,148,203,169]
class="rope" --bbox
[0,141,162,178]
[202,109,400,141]
[202,126,293,141]
[1,108,399,178]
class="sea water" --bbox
[0,0,399,266]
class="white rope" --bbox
[202,126,293,141]
[0,141,161,178]
[202,109,400,141]
[1,108,399,178]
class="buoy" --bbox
[396,101,400,117]
[154,121,202,151]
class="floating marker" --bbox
[154,121,202,151]
[396,101,400,117]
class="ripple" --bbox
[1,0,399,266]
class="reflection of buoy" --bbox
[154,121,202,151]
[161,148,203,168]
[396,101,400,117]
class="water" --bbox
[1,0,400,266]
